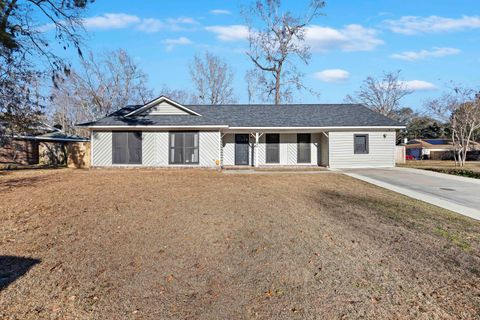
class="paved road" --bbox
[343,167,480,220]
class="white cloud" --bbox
[78,13,197,33]
[166,16,198,25]
[210,9,231,15]
[205,25,249,41]
[162,37,193,51]
[313,69,350,83]
[391,47,460,61]
[384,15,480,35]
[165,16,198,31]
[204,23,383,52]
[137,18,163,33]
[402,80,437,91]
[306,24,384,52]
[83,13,140,29]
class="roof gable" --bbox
[125,96,201,117]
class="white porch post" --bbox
[254,132,259,167]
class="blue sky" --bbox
[48,0,480,110]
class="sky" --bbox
[45,0,480,111]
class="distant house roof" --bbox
[78,96,404,129]
[14,131,88,142]
[403,139,480,150]
[0,121,61,135]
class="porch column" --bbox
[254,132,259,167]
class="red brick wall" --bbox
[0,139,39,165]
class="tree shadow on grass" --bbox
[0,256,40,291]
[0,175,50,190]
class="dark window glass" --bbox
[297,133,311,163]
[169,132,199,164]
[112,131,142,164]
[354,134,369,154]
[266,134,280,163]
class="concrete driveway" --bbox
[343,167,480,220]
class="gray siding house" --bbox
[79,96,405,169]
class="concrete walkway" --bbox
[343,167,480,221]
[223,169,334,175]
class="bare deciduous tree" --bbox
[0,61,44,143]
[1,0,90,68]
[426,87,480,166]
[1,0,91,143]
[189,52,236,105]
[49,49,154,135]
[345,71,413,118]
[245,69,257,104]
[159,86,199,105]
[244,0,325,104]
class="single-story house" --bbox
[1,125,88,166]
[78,96,405,169]
[403,138,480,160]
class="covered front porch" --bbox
[220,130,329,167]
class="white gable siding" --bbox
[329,131,395,168]
[91,131,112,166]
[257,134,266,165]
[199,131,221,167]
[142,132,156,166]
[284,133,296,165]
[157,132,169,165]
[143,101,190,115]
[222,134,235,166]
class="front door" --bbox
[235,134,250,165]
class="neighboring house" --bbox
[403,138,480,160]
[78,96,405,169]
[0,126,89,166]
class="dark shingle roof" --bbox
[79,104,404,128]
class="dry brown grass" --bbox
[0,169,479,319]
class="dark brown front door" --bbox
[235,134,249,165]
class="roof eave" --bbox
[81,125,406,130]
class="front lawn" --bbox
[0,169,479,319]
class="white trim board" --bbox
[87,125,228,130]
[125,96,202,117]
[86,125,404,131]
[227,126,405,130]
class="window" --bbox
[354,134,369,154]
[169,132,199,164]
[112,131,142,164]
[297,133,311,163]
[266,134,280,163]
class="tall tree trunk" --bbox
[452,131,459,166]
[274,67,282,105]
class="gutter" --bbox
[81,125,405,130]
[14,135,89,142]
